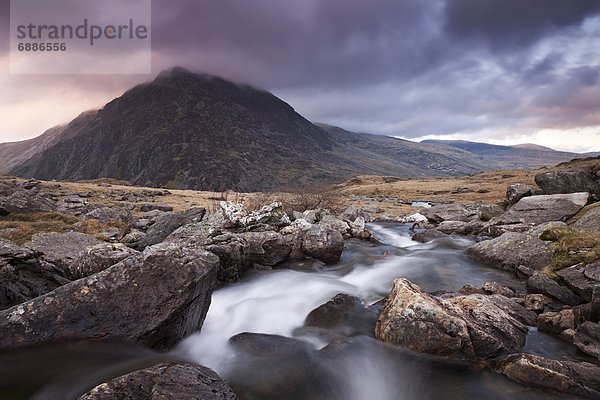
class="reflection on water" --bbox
[180,223,582,400]
[0,340,181,400]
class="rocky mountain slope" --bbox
[422,139,587,169]
[0,68,491,192]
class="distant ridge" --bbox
[421,139,584,169]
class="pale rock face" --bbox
[400,212,428,224]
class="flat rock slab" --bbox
[0,243,219,350]
[466,231,553,272]
[494,192,589,226]
[80,363,237,400]
[25,232,104,271]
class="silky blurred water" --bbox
[180,223,584,400]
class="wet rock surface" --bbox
[497,353,600,398]
[80,363,237,400]
[301,293,378,340]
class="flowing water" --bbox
[179,222,585,400]
[0,223,587,399]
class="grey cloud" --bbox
[444,0,600,51]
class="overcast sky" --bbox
[1,0,599,152]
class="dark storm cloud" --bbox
[150,0,447,89]
[444,0,600,50]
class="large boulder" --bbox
[526,273,582,306]
[535,170,600,197]
[497,353,600,398]
[557,262,600,302]
[375,278,531,360]
[423,204,476,224]
[0,238,70,310]
[301,225,344,263]
[139,207,206,248]
[466,231,553,272]
[25,232,104,272]
[493,193,589,226]
[67,243,140,280]
[80,363,237,400]
[0,243,219,350]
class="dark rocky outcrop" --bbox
[25,232,104,272]
[80,363,237,400]
[139,207,206,248]
[497,353,600,398]
[375,278,532,360]
[0,243,219,350]
[535,170,600,197]
[0,238,70,310]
